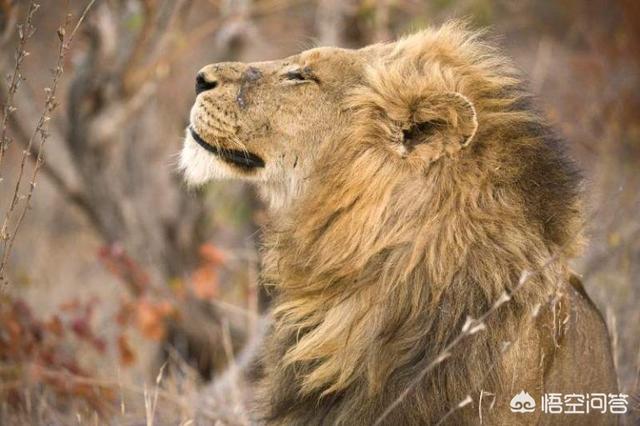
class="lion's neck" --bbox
[259,178,301,212]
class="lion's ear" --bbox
[400,92,477,157]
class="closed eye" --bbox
[285,70,306,81]
[282,67,319,84]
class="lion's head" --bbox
[180,46,363,205]
[180,24,490,213]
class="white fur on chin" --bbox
[179,129,233,186]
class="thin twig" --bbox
[433,269,574,424]
[1,87,101,230]
[0,0,96,287]
[0,1,39,171]
[435,395,473,426]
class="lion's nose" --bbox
[195,72,218,95]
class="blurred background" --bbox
[0,0,638,424]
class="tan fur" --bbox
[181,22,618,425]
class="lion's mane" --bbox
[256,23,584,425]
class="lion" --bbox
[180,22,619,425]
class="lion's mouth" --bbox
[189,127,265,169]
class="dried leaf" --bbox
[199,243,225,264]
[135,300,168,341]
[191,267,218,300]
[118,334,136,366]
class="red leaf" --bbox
[191,267,218,300]
[199,243,225,265]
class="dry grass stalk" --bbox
[435,395,473,426]
[144,362,166,426]
[372,262,560,425]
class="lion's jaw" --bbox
[180,127,237,184]
[179,93,272,185]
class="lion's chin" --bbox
[179,129,237,186]
[180,128,267,186]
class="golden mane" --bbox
[257,23,587,424]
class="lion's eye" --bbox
[283,67,318,84]
[285,70,307,81]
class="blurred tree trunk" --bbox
[67,0,260,379]
[64,1,204,281]
[1,0,257,381]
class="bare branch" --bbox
[66,0,96,46]
[4,101,96,218]
[119,0,163,94]
[0,1,38,171]
[123,0,192,94]
[0,0,95,287]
